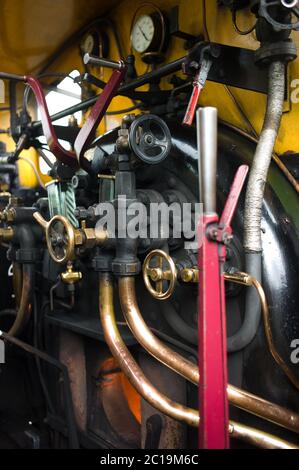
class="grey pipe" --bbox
[228,61,285,352]
[197,107,218,213]
[160,301,198,346]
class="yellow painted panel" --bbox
[1,0,299,190]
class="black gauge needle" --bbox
[138,25,150,42]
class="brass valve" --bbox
[143,249,177,301]
[61,262,82,285]
[143,249,200,300]
[33,212,107,265]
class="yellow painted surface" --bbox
[1,0,299,187]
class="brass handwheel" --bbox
[34,213,76,264]
[143,249,177,300]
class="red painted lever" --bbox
[26,77,78,168]
[74,61,127,172]
[24,62,127,171]
[183,76,204,126]
[183,58,212,126]
[219,165,249,231]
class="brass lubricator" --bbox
[60,261,83,286]
[33,212,108,265]
[0,226,14,244]
[143,249,199,300]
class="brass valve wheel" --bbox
[143,249,177,300]
[34,213,79,264]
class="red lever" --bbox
[219,165,249,231]
[24,62,127,171]
[183,58,212,126]
[26,77,78,168]
[74,62,127,172]
[183,74,204,126]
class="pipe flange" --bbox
[112,260,141,276]
[255,40,297,66]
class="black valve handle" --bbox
[129,114,172,165]
[259,0,299,31]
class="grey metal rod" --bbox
[83,53,123,70]
[197,107,218,213]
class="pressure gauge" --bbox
[81,33,96,55]
[80,30,109,58]
[131,14,156,53]
[130,6,168,63]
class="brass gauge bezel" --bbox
[130,3,167,61]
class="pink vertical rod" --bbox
[197,107,229,449]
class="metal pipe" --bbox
[227,252,261,352]
[6,225,36,337]
[12,262,22,308]
[228,61,286,352]
[119,276,299,435]
[160,301,198,345]
[229,421,299,449]
[119,277,198,384]
[104,274,298,448]
[225,271,299,390]
[244,60,285,253]
[198,107,218,213]
[99,272,199,428]
[8,264,34,337]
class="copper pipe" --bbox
[103,274,299,448]
[8,265,33,337]
[225,272,299,391]
[229,422,299,450]
[99,272,199,428]
[119,276,198,384]
[119,276,299,435]
[12,262,22,308]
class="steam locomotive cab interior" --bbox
[0,0,299,450]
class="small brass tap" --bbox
[61,262,82,286]
[0,226,14,244]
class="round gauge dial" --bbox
[131,14,155,53]
[80,31,109,58]
[81,33,96,55]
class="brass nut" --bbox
[0,226,14,243]
[82,228,97,250]
[180,268,199,284]
[5,208,16,223]
[74,230,85,247]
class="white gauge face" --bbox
[131,15,155,53]
[81,34,95,55]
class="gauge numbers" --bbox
[131,15,155,53]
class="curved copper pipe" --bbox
[12,262,22,308]
[119,276,299,435]
[225,273,299,391]
[99,273,199,428]
[119,277,198,384]
[8,265,33,337]
[102,274,299,448]
[229,422,299,450]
